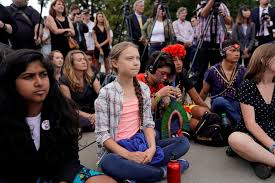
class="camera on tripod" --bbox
[214,0,222,9]
[122,0,131,16]
[155,0,168,10]
[261,12,270,21]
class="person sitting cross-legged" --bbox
[200,39,246,128]
[228,43,275,180]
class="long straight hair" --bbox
[0,49,79,140]
[236,6,252,25]
[94,11,110,32]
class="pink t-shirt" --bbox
[116,98,140,141]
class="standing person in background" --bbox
[6,0,42,49]
[0,4,17,46]
[68,3,80,22]
[252,0,275,46]
[232,6,255,67]
[41,17,51,56]
[73,10,89,52]
[228,43,275,180]
[92,12,111,74]
[95,42,189,182]
[46,0,75,57]
[129,0,148,73]
[191,0,231,92]
[190,16,200,64]
[173,7,194,71]
[142,3,174,57]
[0,49,116,183]
[82,9,97,70]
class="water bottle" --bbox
[221,113,231,129]
[167,157,181,183]
[99,53,104,64]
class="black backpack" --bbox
[193,112,228,147]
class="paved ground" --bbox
[79,132,275,183]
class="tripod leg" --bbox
[118,17,126,43]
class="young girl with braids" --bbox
[95,42,190,182]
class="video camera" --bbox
[155,0,168,10]
[261,12,270,20]
[122,0,131,16]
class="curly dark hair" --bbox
[147,50,176,74]
[0,49,80,159]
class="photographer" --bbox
[252,0,275,46]
[192,0,232,92]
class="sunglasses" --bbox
[73,12,81,16]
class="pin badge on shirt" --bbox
[41,120,50,130]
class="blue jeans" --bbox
[211,96,241,125]
[100,136,190,182]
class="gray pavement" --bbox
[79,132,275,183]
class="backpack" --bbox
[193,112,228,147]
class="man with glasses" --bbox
[136,51,182,135]
[68,3,80,22]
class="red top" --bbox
[136,73,165,97]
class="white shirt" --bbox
[26,113,41,150]
[257,6,273,36]
[84,21,95,51]
[173,19,194,44]
[150,20,165,42]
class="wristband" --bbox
[154,93,161,104]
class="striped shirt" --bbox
[95,79,155,160]
[197,2,230,43]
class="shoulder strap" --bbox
[11,5,33,27]
[19,11,33,27]
[55,19,63,28]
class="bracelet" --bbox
[154,93,161,104]
[269,144,275,154]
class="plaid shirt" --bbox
[197,2,230,43]
[95,79,155,160]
